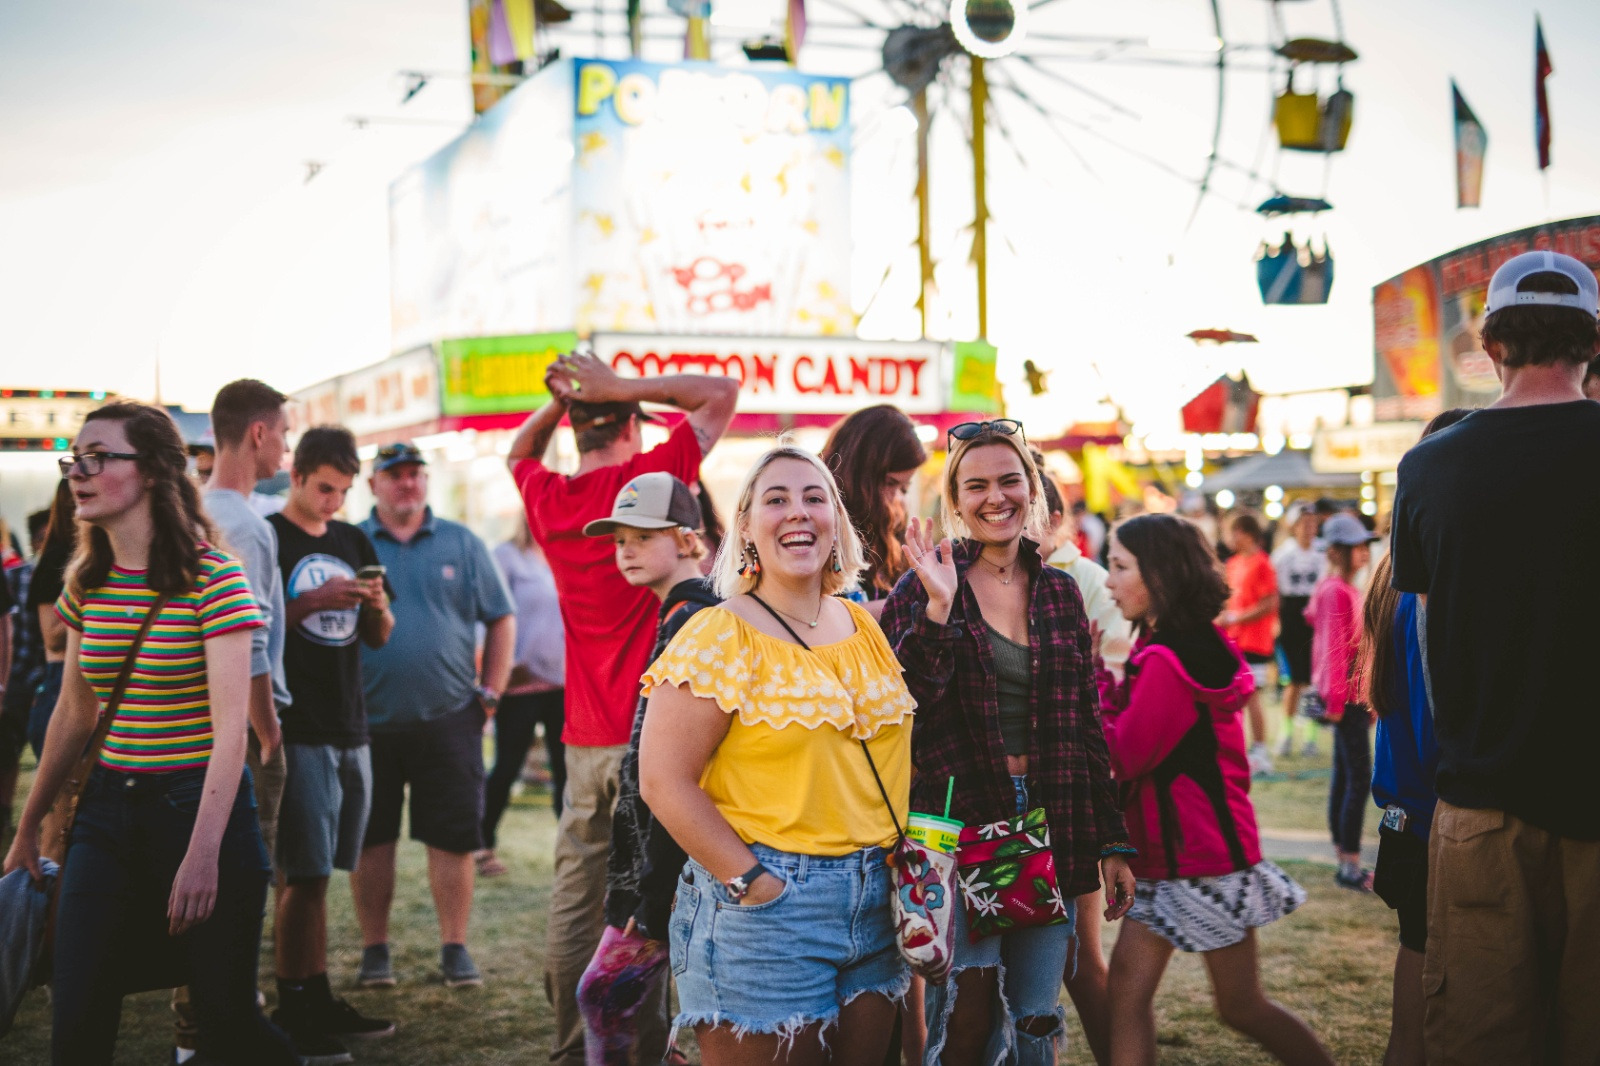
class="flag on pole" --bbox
[668,0,712,59]
[627,0,642,56]
[1452,81,1487,208]
[784,0,807,64]
[1536,16,1553,170]
[487,0,536,65]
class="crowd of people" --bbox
[1,248,1597,1066]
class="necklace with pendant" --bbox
[771,598,825,628]
[978,553,1016,586]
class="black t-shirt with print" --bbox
[268,514,384,747]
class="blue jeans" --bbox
[26,661,64,759]
[924,776,1074,1066]
[51,765,295,1065]
[1329,707,1371,855]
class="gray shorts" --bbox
[277,743,372,882]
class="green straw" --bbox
[943,776,955,820]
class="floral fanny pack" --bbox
[955,807,1070,941]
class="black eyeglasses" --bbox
[947,419,1024,446]
[58,451,141,477]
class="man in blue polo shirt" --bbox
[353,442,515,989]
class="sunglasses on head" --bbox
[377,443,422,462]
[947,419,1024,446]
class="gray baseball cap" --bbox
[583,472,702,537]
[1317,512,1378,548]
[1486,250,1600,318]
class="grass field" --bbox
[5,730,1401,1065]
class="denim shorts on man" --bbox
[277,743,372,881]
[668,843,909,1039]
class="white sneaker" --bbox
[1248,743,1274,778]
[1273,732,1293,759]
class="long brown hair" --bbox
[1358,407,1472,716]
[39,478,77,557]
[1112,513,1230,635]
[820,405,926,595]
[66,402,219,599]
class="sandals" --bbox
[475,851,509,878]
[1334,867,1373,892]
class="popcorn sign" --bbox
[573,60,853,338]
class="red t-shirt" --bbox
[513,422,702,747]
[1224,549,1278,657]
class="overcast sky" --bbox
[3,0,1598,434]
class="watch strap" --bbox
[725,862,769,903]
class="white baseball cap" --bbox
[1485,250,1600,318]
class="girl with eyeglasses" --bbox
[5,402,295,1065]
[881,422,1134,1066]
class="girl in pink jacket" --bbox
[1306,512,1379,891]
[1101,515,1332,1066]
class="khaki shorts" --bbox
[1424,800,1600,1065]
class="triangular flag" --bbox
[785,0,807,64]
[627,0,642,56]
[503,0,536,62]
[1536,16,1553,170]
[1452,81,1487,208]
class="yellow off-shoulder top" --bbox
[641,599,915,856]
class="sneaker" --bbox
[1273,732,1293,759]
[1335,866,1374,893]
[286,1030,354,1066]
[317,996,396,1040]
[358,944,396,989]
[1301,738,1320,758]
[441,943,483,988]
[276,997,396,1042]
[1248,742,1274,778]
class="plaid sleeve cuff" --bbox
[913,606,962,640]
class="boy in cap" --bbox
[1391,250,1600,1063]
[575,472,719,1064]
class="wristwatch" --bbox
[476,685,501,711]
[725,862,770,904]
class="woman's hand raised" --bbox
[905,517,958,625]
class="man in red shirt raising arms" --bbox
[507,352,738,1065]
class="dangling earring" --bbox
[739,542,761,577]
[830,543,843,573]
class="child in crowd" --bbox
[1100,514,1332,1066]
[1307,513,1377,892]
[576,473,718,1065]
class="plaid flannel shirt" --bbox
[880,538,1130,897]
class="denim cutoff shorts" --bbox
[669,842,910,1040]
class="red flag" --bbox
[1536,16,1553,170]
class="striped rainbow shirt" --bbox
[57,548,263,773]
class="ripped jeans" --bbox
[924,777,1074,1066]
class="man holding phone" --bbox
[267,426,397,1062]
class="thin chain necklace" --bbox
[768,596,825,629]
[976,551,1019,586]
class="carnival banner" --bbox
[438,332,580,416]
[1373,215,1600,419]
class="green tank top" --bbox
[987,622,1033,757]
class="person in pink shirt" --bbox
[1100,513,1331,1066]
[1306,512,1378,892]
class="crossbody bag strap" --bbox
[747,594,910,854]
[55,593,171,833]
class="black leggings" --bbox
[481,689,566,847]
[1328,707,1371,855]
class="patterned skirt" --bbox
[1127,860,1307,953]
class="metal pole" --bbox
[970,56,990,340]
[913,88,933,340]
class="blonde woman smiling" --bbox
[639,445,914,1065]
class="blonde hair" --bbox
[939,430,1051,543]
[711,444,867,600]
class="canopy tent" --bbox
[1202,448,1359,493]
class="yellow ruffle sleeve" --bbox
[641,602,914,740]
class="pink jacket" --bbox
[1306,574,1362,715]
[1099,631,1263,880]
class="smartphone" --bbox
[355,565,387,582]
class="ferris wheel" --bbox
[488,0,1358,335]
